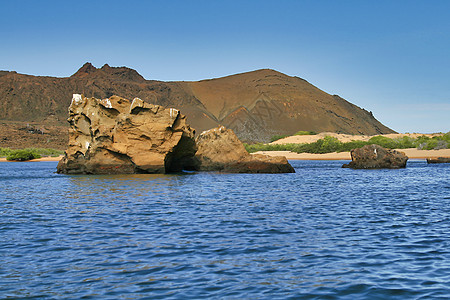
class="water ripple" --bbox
[0,160,449,298]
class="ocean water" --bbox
[1,160,449,299]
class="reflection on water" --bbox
[69,173,182,197]
[0,160,449,299]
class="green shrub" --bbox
[394,136,415,148]
[339,140,369,152]
[270,135,289,142]
[422,139,438,150]
[244,143,300,153]
[292,136,341,153]
[294,130,317,136]
[1,147,63,158]
[414,134,450,150]
[245,133,450,154]
[415,135,431,146]
[2,147,63,160]
[434,140,449,150]
[442,132,450,142]
[368,136,397,149]
[6,149,42,161]
[28,148,64,157]
[320,136,342,153]
[0,147,13,157]
[245,143,264,153]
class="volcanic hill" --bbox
[0,63,395,148]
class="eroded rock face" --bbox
[57,94,196,174]
[194,126,295,173]
[342,144,408,169]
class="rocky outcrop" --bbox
[427,157,450,163]
[342,144,408,169]
[194,126,295,173]
[57,94,196,174]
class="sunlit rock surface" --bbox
[194,126,295,173]
[57,94,196,174]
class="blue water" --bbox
[1,160,449,299]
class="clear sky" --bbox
[1,0,449,133]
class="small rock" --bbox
[224,154,294,173]
[426,157,450,164]
[342,144,408,169]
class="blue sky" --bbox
[1,0,449,133]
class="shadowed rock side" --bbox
[342,144,408,169]
[426,157,450,163]
[0,64,395,144]
[194,126,295,173]
[57,94,196,174]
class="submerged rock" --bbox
[342,144,408,169]
[57,94,196,174]
[194,126,295,173]
[426,157,450,164]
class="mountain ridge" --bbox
[0,63,395,144]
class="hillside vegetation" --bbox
[0,147,63,161]
[270,130,317,142]
[245,133,450,154]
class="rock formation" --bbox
[194,126,295,173]
[426,157,450,163]
[57,94,196,174]
[342,144,408,169]
[222,154,295,173]
[0,63,396,147]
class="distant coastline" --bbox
[0,155,63,162]
[1,149,449,163]
[270,132,447,145]
[1,132,448,162]
[253,148,450,160]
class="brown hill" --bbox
[183,69,394,141]
[0,63,395,148]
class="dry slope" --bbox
[0,63,395,146]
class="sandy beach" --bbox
[271,132,445,145]
[1,149,449,162]
[0,155,63,162]
[254,148,450,160]
[254,132,450,160]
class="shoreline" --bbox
[253,148,450,160]
[0,155,63,162]
[271,132,447,145]
[1,148,449,162]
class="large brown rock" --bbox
[194,126,295,173]
[342,144,408,169]
[57,94,196,174]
